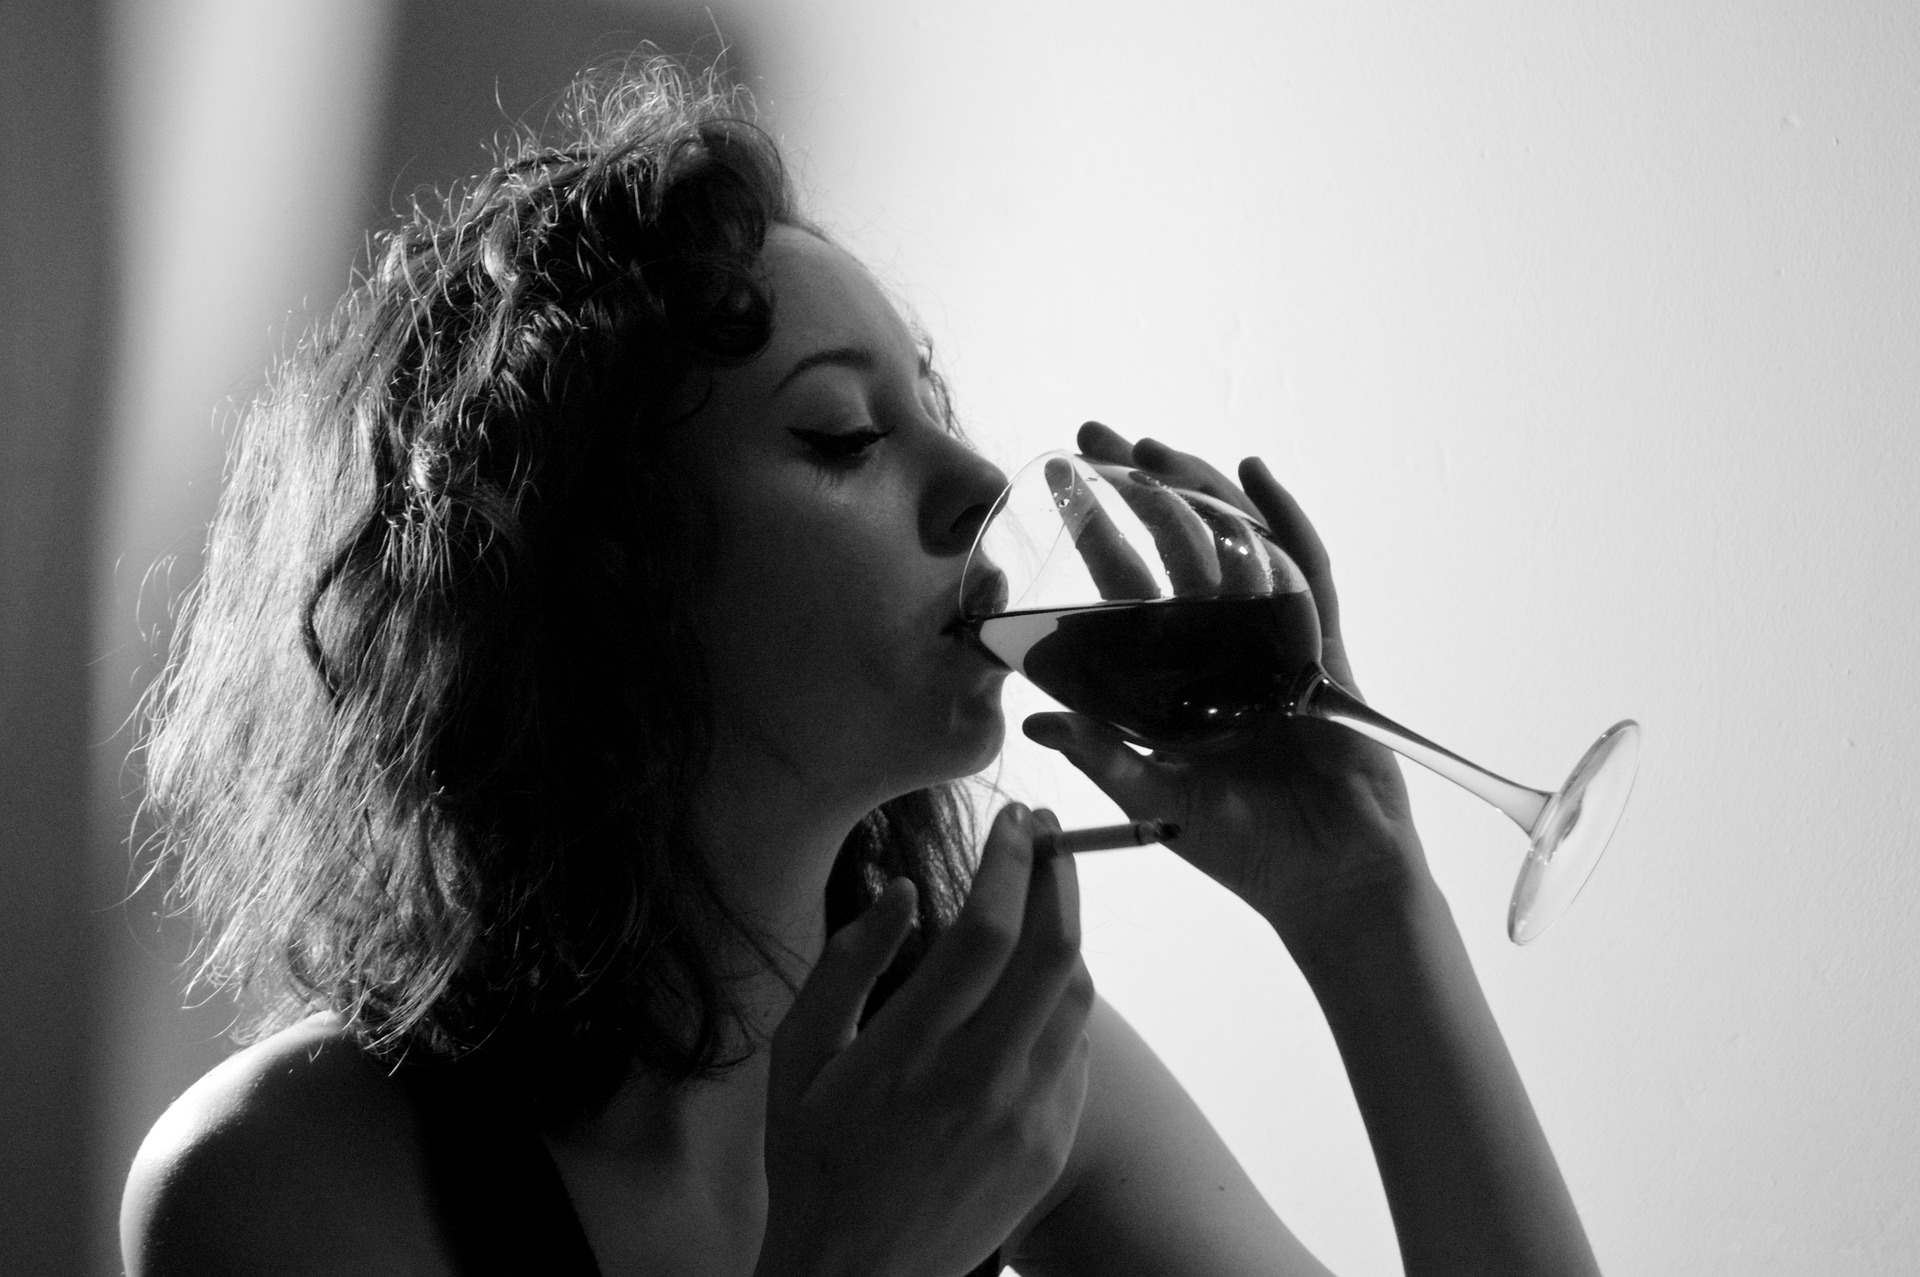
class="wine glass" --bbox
[961,450,1639,945]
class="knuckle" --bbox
[1053,992,1095,1043]
[964,1067,1022,1129]
[1011,1098,1077,1181]
[1013,1098,1054,1151]
[1069,1025,1094,1069]
[1064,962,1096,1012]
[1036,921,1081,967]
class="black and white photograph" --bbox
[3,2,1915,1273]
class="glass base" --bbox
[1507,720,1641,944]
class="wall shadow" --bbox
[85,5,759,1273]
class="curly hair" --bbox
[139,59,978,1122]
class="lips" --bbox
[945,562,1011,635]
[961,562,1010,619]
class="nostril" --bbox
[952,499,996,549]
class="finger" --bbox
[1132,436,1263,522]
[1044,457,1160,601]
[959,811,1086,1061]
[1022,713,1182,819]
[1190,500,1274,597]
[1076,420,1136,466]
[1108,469,1222,597]
[875,803,1041,1044]
[1026,959,1096,1080]
[1238,458,1354,681]
[1125,437,1280,594]
[1023,987,1094,1183]
[1238,459,1331,596]
[771,878,919,1107]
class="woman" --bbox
[123,62,1600,1276]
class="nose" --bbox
[923,433,1010,558]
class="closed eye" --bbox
[789,426,893,462]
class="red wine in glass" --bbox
[963,450,1639,944]
[974,594,1321,751]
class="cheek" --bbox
[689,473,1005,781]
[698,501,911,697]
[711,515,892,637]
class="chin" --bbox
[934,685,1008,781]
[847,671,1010,800]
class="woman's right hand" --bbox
[757,804,1093,1277]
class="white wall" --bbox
[754,3,1920,1273]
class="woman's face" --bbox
[669,225,1011,811]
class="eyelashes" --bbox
[789,426,894,462]
[785,357,942,466]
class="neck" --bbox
[693,723,890,1036]
[553,723,893,1178]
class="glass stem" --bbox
[1292,671,1551,835]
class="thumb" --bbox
[770,877,918,1109]
[1023,713,1179,815]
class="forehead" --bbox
[751,226,917,377]
[667,226,921,449]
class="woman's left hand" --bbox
[1023,423,1430,957]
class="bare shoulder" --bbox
[121,1013,453,1277]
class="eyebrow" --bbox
[772,345,879,394]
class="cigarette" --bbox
[1034,819,1180,855]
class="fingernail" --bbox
[1023,715,1068,747]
